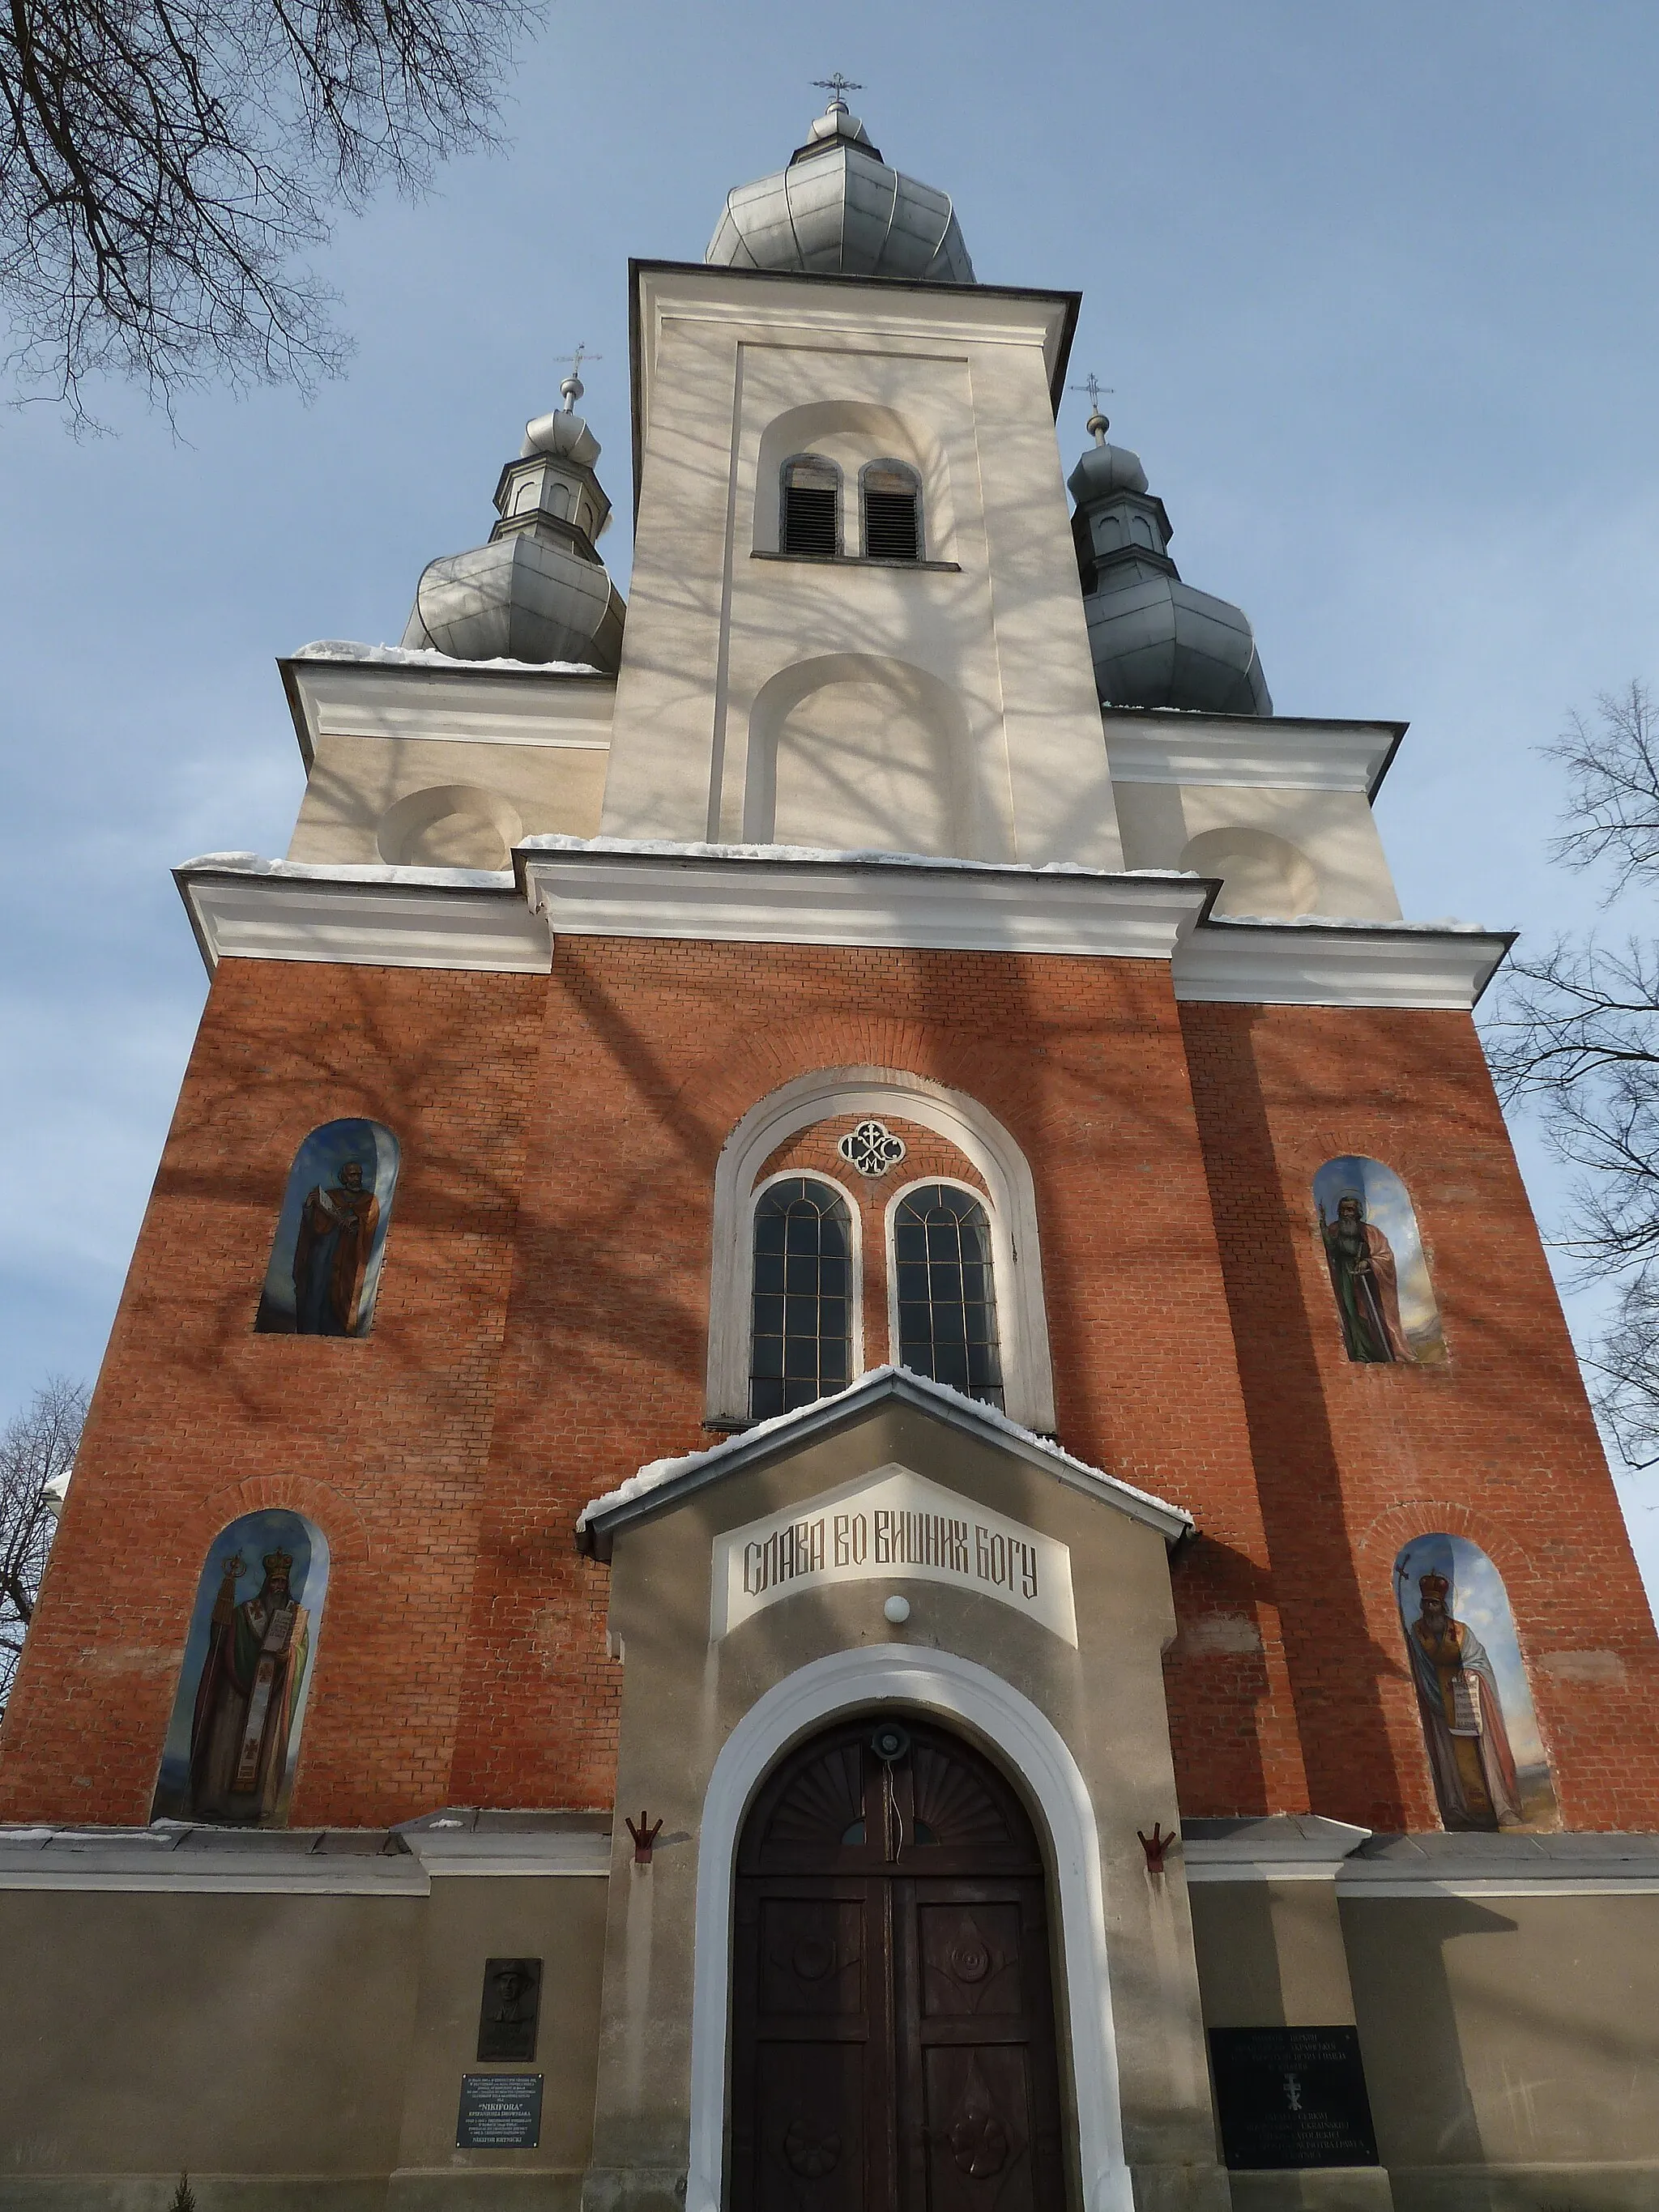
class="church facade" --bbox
[3,96,1659,2212]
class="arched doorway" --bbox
[731,1714,1068,2212]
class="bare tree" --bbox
[1486,682,1659,1465]
[1,0,539,424]
[0,1375,87,1714]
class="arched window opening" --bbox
[749,1177,853,1419]
[862,460,922,561]
[256,1118,400,1338]
[779,456,840,558]
[1393,1533,1555,1832]
[1314,1155,1444,1364]
[893,1182,1003,1408]
[151,1508,331,1827]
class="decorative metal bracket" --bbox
[625,1811,664,1865]
[1137,1822,1175,1875]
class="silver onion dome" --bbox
[401,369,626,669]
[1068,413,1271,718]
[706,96,975,284]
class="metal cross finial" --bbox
[555,343,601,414]
[1068,373,1115,445]
[812,73,863,110]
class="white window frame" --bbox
[707,1067,1054,1431]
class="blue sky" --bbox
[4,0,1658,1592]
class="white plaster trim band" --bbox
[176,856,553,976]
[703,1067,1060,1432]
[1335,1874,1659,1899]
[519,839,1209,961]
[1171,916,1513,1011]
[684,1647,1137,2212]
[578,1367,1191,1554]
[1104,712,1403,797]
[0,1826,609,1891]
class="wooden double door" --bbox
[731,1717,1068,2212]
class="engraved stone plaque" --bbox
[1209,2026,1380,2170]
[457,2071,544,2150]
[476,1956,542,2061]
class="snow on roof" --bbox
[292,640,607,677]
[575,1365,1192,1541]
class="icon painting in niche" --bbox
[151,1508,330,1826]
[256,1117,400,1336]
[1393,1532,1556,1831]
[1314,1156,1444,1364]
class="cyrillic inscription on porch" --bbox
[712,1464,1077,1643]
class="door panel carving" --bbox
[732,1719,1067,2212]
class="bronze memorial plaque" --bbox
[1209,2027,1380,2170]
[476,1957,542,2062]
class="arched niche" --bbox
[1313,1154,1444,1365]
[376,782,523,871]
[1393,1532,1556,1831]
[1179,825,1319,918]
[151,1507,331,1826]
[255,1117,400,1337]
[708,1067,1054,1432]
[753,398,953,560]
[744,652,975,858]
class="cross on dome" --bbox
[1068,372,1115,445]
[812,73,864,112]
[554,343,602,414]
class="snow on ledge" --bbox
[177,851,515,893]
[520,837,1502,931]
[574,1364,1192,1535]
[521,833,1204,884]
[292,639,607,677]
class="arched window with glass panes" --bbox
[889,1182,1003,1408]
[778,455,841,557]
[860,460,923,561]
[748,1177,855,1419]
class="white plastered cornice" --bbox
[175,855,552,975]
[279,650,615,768]
[518,839,1207,960]
[175,842,1512,1012]
[1171,915,1513,1010]
[1103,710,1404,797]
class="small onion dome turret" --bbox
[706,96,975,285]
[401,369,625,669]
[1068,412,1271,718]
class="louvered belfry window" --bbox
[862,462,922,561]
[749,1178,853,1419]
[893,1183,1004,1408]
[779,456,839,557]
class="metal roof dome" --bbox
[706,96,975,285]
[401,369,625,670]
[1068,413,1272,718]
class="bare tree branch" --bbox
[0,1375,86,1715]
[1483,682,1659,1469]
[0,0,539,425]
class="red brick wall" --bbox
[7,940,1653,1834]
[1179,1000,1659,1831]
[0,958,545,1829]
[443,934,1303,1816]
